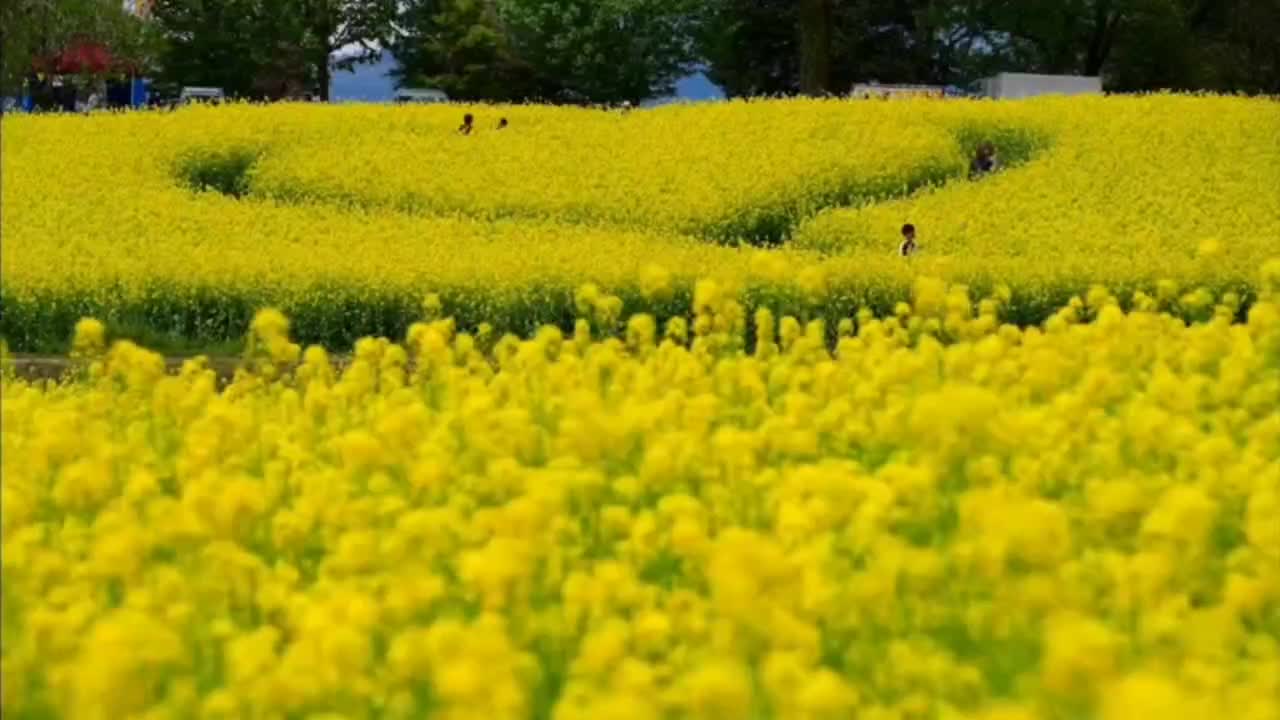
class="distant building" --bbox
[978,73,1102,99]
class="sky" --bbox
[330,51,726,104]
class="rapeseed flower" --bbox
[2,124,1279,719]
[4,96,1277,350]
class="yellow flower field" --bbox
[792,94,1280,272]
[1,95,1276,351]
[2,96,1279,717]
[246,100,969,240]
[3,265,1280,719]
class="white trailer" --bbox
[179,86,225,104]
[850,83,945,99]
[978,73,1102,99]
[394,88,449,104]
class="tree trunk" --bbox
[1185,0,1219,32]
[313,0,334,102]
[318,50,331,101]
[1083,2,1122,76]
[913,0,939,84]
[799,0,832,95]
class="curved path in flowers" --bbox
[2,96,1276,355]
[176,107,1052,247]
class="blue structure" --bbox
[131,78,150,107]
[13,77,150,111]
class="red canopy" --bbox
[33,39,117,76]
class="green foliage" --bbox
[135,0,1280,104]
[398,0,702,104]
[391,0,542,101]
[175,147,260,197]
[2,274,1259,356]
[692,0,797,98]
[491,0,701,104]
[150,0,298,99]
[0,0,158,97]
[950,0,1280,92]
[694,0,1280,96]
[150,0,396,101]
[301,0,399,101]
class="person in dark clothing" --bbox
[497,117,508,129]
[458,113,474,135]
[970,142,1000,178]
[899,224,918,257]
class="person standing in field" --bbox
[900,224,919,257]
[497,117,508,130]
[458,113,475,135]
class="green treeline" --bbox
[3,0,1277,104]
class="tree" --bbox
[976,0,1280,92]
[293,0,398,102]
[151,0,281,98]
[694,0,1008,97]
[1098,0,1202,90]
[1188,0,1280,94]
[798,0,833,94]
[693,0,797,98]
[150,0,395,101]
[829,0,936,88]
[696,0,1277,97]
[1,0,155,97]
[976,0,1135,76]
[391,0,542,101]
[494,0,700,104]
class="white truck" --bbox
[977,73,1102,99]
[850,82,946,99]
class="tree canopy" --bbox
[392,0,699,104]
[390,0,543,102]
[1,0,156,96]
[4,0,1276,104]
[147,0,395,100]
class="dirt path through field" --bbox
[5,354,240,383]
[5,354,369,387]
[6,352,339,387]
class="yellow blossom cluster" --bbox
[2,95,1276,350]
[4,263,1280,719]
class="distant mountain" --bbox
[330,53,398,103]
[329,52,724,105]
[674,73,726,101]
